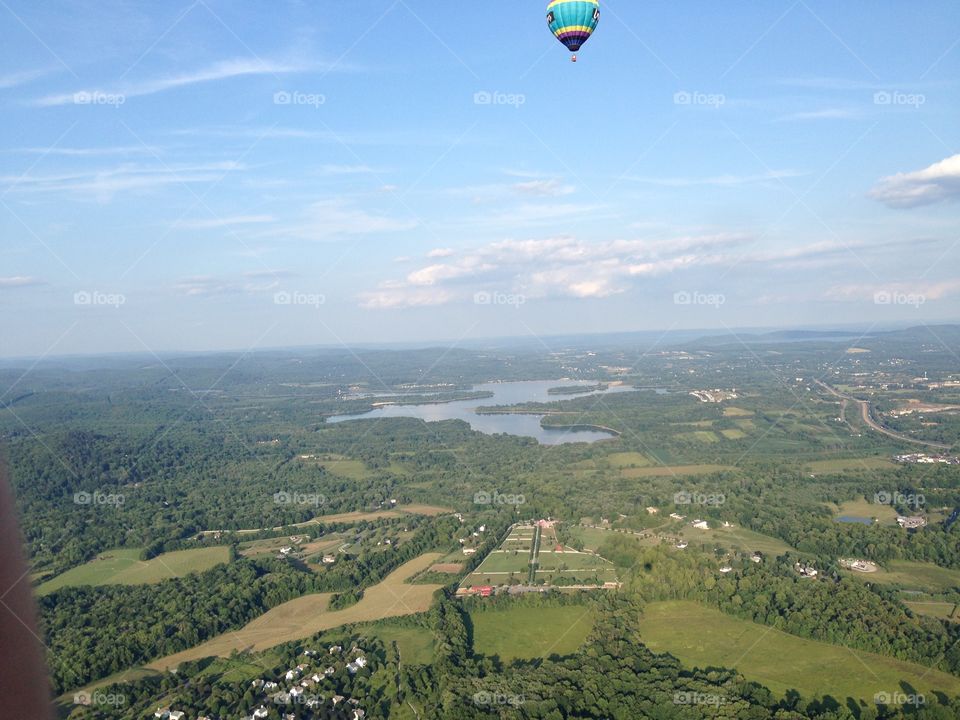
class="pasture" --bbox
[146,553,445,669]
[38,547,230,595]
[639,601,960,702]
[470,606,596,660]
[847,561,960,593]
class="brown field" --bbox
[399,504,453,516]
[429,563,463,573]
[621,464,734,478]
[146,553,444,670]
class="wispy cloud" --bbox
[175,269,295,297]
[870,154,960,208]
[625,170,804,187]
[31,58,310,107]
[267,198,418,241]
[0,276,45,288]
[777,108,858,122]
[0,161,244,201]
[175,215,275,230]
[6,145,162,157]
[0,68,54,90]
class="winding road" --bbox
[815,380,953,450]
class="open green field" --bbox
[471,551,531,573]
[621,464,734,478]
[678,430,720,444]
[905,601,959,622]
[723,407,754,417]
[147,553,444,669]
[38,547,230,595]
[677,525,794,556]
[639,601,960,702]
[319,458,370,480]
[831,497,899,525]
[471,606,596,660]
[606,451,653,468]
[568,525,617,551]
[535,551,611,572]
[808,457,894,473]
[720,428,747,440]
[366,624,435,665]
[847,561,960,592]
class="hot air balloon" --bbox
[547,0,600,62]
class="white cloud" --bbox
[0,161,244,201]
[277,199,418,241]
[870,154,960,208]
[0,276,45,288]
[825,280,960,302]
[358,233,751,308]
[513,179,574,197]
[32,58,309,107]
[626,170,804,187]
[359,286,453,309]
[777,108,858,122]
[175,215,275,230]
[0,68,53,90]
[426,248,454,258]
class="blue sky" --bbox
[1,0,959,357]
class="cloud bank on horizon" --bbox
[0,0,958,356]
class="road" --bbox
[815,380,953,450]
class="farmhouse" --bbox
[669,513,685,520]
[646,507,659,515]
[692,520,710,530]
[462,547,477,556]
[322,554,337,564]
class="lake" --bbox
[326,380,637,444]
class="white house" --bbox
[253,707,269,719]
[692,520,709,530]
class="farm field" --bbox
[846,561,960,592]
[808,457,894,473]
[605,451,653,468]
[676,524,794,556]
[365,623,435,665]
[723,407,754,417]
[37,547,231,595]
[470,606,596,660]
[905,601,959,622]
[639,601,960,702]
[620,464,735,478]
[720,428,747,439]
[146,553,444,669]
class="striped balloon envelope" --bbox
[546,0,600,59]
